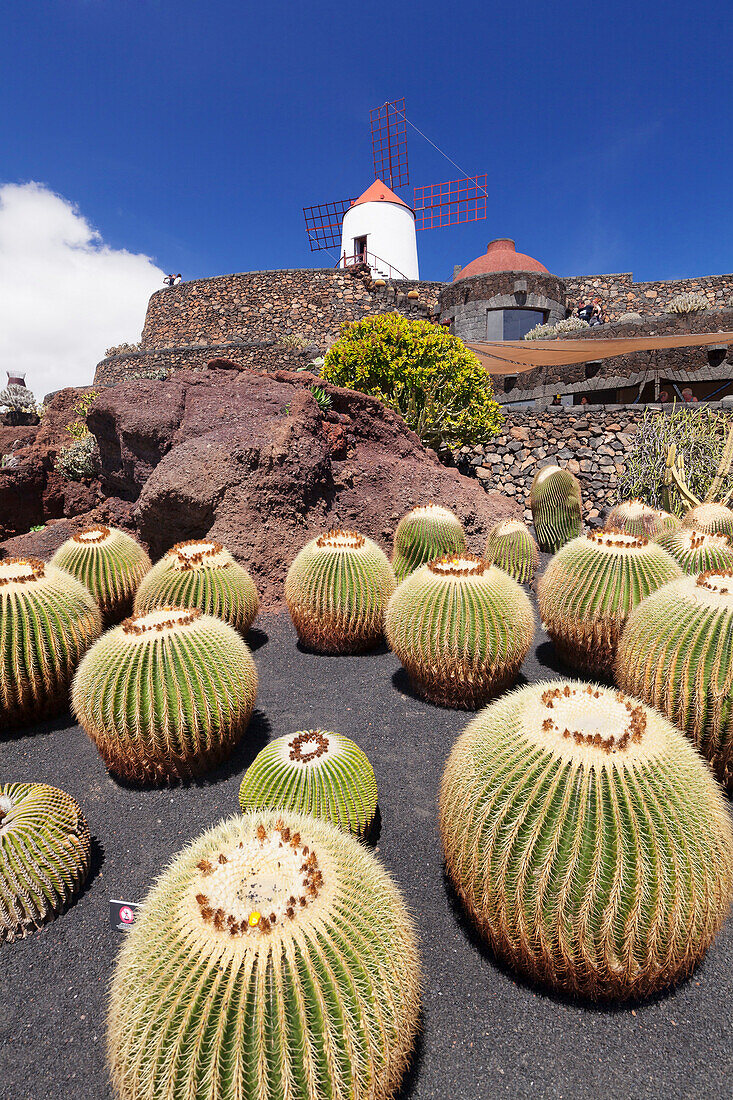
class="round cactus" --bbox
[655,526,733,574]
[385,555,535,709]
[0,557,102,731]
[605,499,677,539]
[391,503,466,582]
[108,811,420,1100]
[72,607,258,784]
[682,502,733,540]
[285,529,396,653]
[530,465,583,552]
[440,681,733,1000]
[537,530,682,676]
[484,518,539,584]
[239,729,377,837]
[0,782,90,942]
[134,539,259,634]
[617,570,733,787]
[51,525,151,623]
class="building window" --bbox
[495,308,547,340]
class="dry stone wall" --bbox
[564,272,733,321]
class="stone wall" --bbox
[95,340,317,386]
[564,272,733,321]
[438,270,566,340]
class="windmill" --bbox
[302,99,487,281]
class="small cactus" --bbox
[605,499,677,539]
[0,782,90,942]
[484,519,539,583]
[285,529,396,653]
[238,729,377,837]
[108,812,420,1100]
[617,570,733,787]
[0,558,102,731]
[667,291,708,313]
[134,539,259,635]
[655,526,733,574]
[530,465,582,552]
[51,525,151,623]
[385,555,534,708]
[538,530,682,675]
[391,503,466,582]
[440,681,733,1000]
[682,502,733,540]
[72,607,257,784]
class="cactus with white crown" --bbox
[440,681,733,1000]
[0,783,90,942]
[530,465,582,552]
[605,499,678,539]
[0,558,102,731]
[386,555,534,708]
[108,811,420,1100]
[617,570,733,786]
[681,501,733,540]
[391,503,466,582]
[72,607,257,783]
[655,526,733,574]
[285,529,396,653]
[239,730,377,837]
[538,530,682,675]
[484,519,539,583]
[51,525,151,623]
[134,539,259,634]
[667,291,709,313]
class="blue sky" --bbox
[2,0,732,288]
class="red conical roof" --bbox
[351,179,412,210]
[453,238,549,280]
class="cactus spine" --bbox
[108,812,420,1100]
[385,555,534,708]
[239,730,377,837]
[72,607,257,783]
[605,499,677,539]
[285,529,396,653]
[0,783,90,942]
[484,519,539,584]
[530,465,582,552]
[134,539,259,634]
[51,525,151,623]
[682,502,733,540]
[440,681,733,1000]
[655,527,733,574]
[537,530,682,675]
[391,503,466,582]
[0,558,102,731]
[617,570,733,787]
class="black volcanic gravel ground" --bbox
[2,589,733,1100]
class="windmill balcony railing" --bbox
[337,251,410,282]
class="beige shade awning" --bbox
[466,332,733,375]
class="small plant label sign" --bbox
[110,899,140,932]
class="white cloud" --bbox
[0,182,164,399]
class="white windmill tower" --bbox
[339,179,419,280]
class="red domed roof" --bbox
[453,238,549,280]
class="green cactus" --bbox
[440,680,733,1000]
[391,503,466,582]
[0,782,90,942]
[530,465,583,552]
[72,607,258,784]
[681,502,733,540]
[655,526,733,574]
[385,555,534,708]
[483,519,539,584]
[617,570,733,787]
[605,499,678,539]
[537,530,682,675]
[0,557,102,731]
[285,529,396,653]
[134,539,259,635]
[108,811,420,1100]
[50,525,151,623]
[238,730,377,837]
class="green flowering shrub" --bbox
[321,313,503,449]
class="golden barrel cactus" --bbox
[484,519,539,584]
[530,465,583,552]
[440,681,733,1000]
[285,529,396,653]
[385,555,534,708]
[682,502,733,540]
[108,812,420,1100]
[605,499,678,539]
[655,526,733,575]
[51,525,151,623]
[391,503,466,582]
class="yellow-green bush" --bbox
[321,313,503,450]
